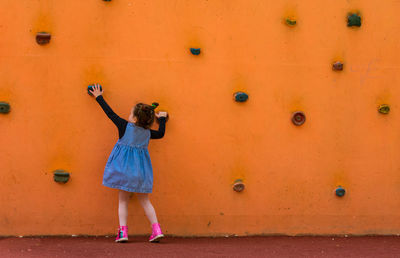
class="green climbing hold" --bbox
[347,13,361,27]
[53,170,70,184]
[286,18,297,26]
[378,104,390,114]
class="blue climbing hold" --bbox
[87,84,103,96]
[234,92,249,102]
[190,48,201,55]
[335,187,346,197]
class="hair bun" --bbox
[151,102,159,110]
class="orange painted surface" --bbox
[1,0,400,236]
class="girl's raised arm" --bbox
[89,84,128,139]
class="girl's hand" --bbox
[89,83,103,98]
[156,111,168,118]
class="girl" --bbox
[89,84,168,243]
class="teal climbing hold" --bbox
[0,102,10,114]
[87,84,103,96]
[347,13,361,27]
[335,186,346,197]
[190,48,201,55]
[234,92,248,102]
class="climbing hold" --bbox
[285,18,297,26]
[378,104,390,114]
[103,0,112,1]
[36,32,51,45]
[87,84,103,96]
[156,112,169,123]
[190,48,201,55]
[53,170,70,184]
[233,179,245,192]
[234,92,249,102]
[335,186,346,197]
[347,13,361,27]
[291,111,306,126]
[332,61,344,71]
[0,102,10,114]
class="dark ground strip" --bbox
[1,236,400,258]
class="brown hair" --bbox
[133,102,158,129]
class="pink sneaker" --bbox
[149,223,164,243]
[115,226,128,243]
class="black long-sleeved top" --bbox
[96,95,166,139]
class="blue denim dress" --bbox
[103,123,153,193]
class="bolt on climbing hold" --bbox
[285,18,297,26]
[233,179,245,192]
[87,84,103,96]
[234,92,248,102]
[53,170,70,184]
[335,186,346,197]
[291,111,306,126]
[378,104,390,114]
[0,102,10,114]
[332,61,344,71]
[347,13,361,27]
[36,32,51,45]
[190,48,201,55]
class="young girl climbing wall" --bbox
[89,84,168,243]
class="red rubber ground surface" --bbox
[1,236,400,258]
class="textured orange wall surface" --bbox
[1,0,400,236]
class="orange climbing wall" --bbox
[1,0,400,236]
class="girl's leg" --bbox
[136,193,158,224]
[118,190,131,226]
[137,193,164,242]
